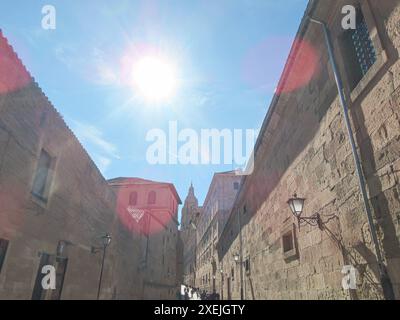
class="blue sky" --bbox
[0,0,308,219]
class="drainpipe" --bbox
[308,17,394,300]
[237,209,244,300]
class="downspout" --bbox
[308,17,394,300]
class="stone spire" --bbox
[181,182,199,231]
[185,182,198,207]
[188,181,194,197]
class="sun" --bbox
[131,56,178,103]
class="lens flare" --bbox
[277,38,320,94]
[0,33,32,94]
[242,37,319,95]
[131,56,178,103]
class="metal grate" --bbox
[350,9,377,76]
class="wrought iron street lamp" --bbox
[287,194,322,229]
[188,220,198,288]
[92,233,112,300]
[232,252,244,299]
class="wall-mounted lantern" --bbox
[287,194,323,230]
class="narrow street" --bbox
[0,0,400,302]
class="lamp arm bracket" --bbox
[298,213,323,229]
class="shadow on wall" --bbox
[218,25,338,261]
[347,1,400,297]
[323,219,382,300]
[218,0,400,299]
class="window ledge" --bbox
[31,193,48,209]
[350,50,388,102]
[283,248,298,261]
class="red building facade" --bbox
[108,178,181,299]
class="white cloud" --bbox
[91,47,119,85]
[54,44,81,70]
[95,155,112,174]
[54,45,118,86]
[71,120,120,160]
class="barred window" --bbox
[0,239,9,273]
[342,7,377,90]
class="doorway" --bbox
[227,277,231,300]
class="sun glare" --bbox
[132,56,178,103]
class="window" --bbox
[282,232,294,253]
[32,253,52,300]
[32,254,67,300]
[0,239,9,273]
[233,182,239,190]
[51,257,68,300]
[341,6,377,90]
[39,111,47,128]
[281,223,298,261]
[148,191,156,205]
[129,191,138,205]
[244,257,250,275]
[32,149,54,202]
[231,267,235,282]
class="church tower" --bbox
[181,182,199,232]
[180,183,201,286]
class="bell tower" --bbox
[181,182,199,231]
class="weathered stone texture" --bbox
[0,31,180,300]
[0,80,120,299]
[218,0,400,300]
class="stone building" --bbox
[176,231,184,289]
[108,177,181,300]
[194,171,242,295]
[218,0,400,300]
[0,29,122,299]
[180,183,202,287]
[0,30,181,300]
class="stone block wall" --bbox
[218,0,400,300]
[0,30,142,300]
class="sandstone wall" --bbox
[218,0,400,300]
[0,31,141,300]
